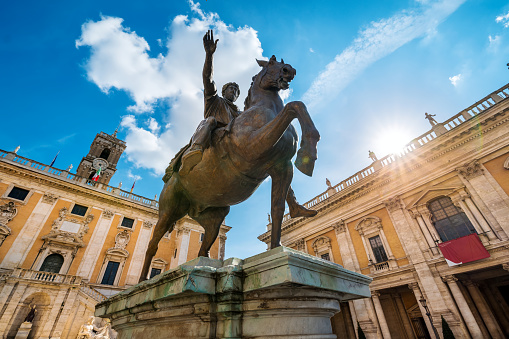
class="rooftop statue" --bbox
[140,30,320,282]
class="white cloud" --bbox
[449,74,461,86]
[302,0,466,110]
[496,11,509,27]
[309,48,315,53]
[77,1,264,174]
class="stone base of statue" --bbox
[95,247,372,339]
[14,322,32,339]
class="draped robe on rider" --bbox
[163,83,239,182]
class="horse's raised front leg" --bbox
[268,161,293,249]
[248,101,320,176]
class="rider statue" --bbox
[165,30,316,219]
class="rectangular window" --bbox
[121,217,135,229]
[7,187,29,201]
[369,235,388,263]
[200,233,204,242]
[174,249,177,258]
[101,261,120,285]
[150,268,162,278]
[71,204,88,216]
[320,253,330,261]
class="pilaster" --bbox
[371,291,391,339]
[124,220,154,285]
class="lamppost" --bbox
[419,297,441,338]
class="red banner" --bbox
[438,234,490,266]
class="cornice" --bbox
[0,162,158,217]
[260,101,509,244]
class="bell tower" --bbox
[76,130,126,185]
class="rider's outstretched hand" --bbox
[203,30,218,55]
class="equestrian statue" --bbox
[140,30,320,282]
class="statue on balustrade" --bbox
[140,30,320,281]
[425,112,438,126]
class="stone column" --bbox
[457,160,509,237]
[1,194,56,268]
[50,287,79,339]
[442,276,483,338]
[417,209,441,244]
[371,291,392,339]
[0,283,28,336]
[76,210,115,280]
[0,282,16,312]
[457,197,494,240]
[218,234,226,261]
[177,226,191,265]
[124,220,154,285]
[408,282,436,339]
[38,288,69,339]
[409,208,437,251]
[393,293,414,339]
[463,280,504,338]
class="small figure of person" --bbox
[24,304,37,323]
[424,112,438,126]
[368,150,378,162]
[326,178,332,188]
[14,146,20,154]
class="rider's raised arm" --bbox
[203,30,218,99]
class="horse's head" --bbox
[256,55,296,91]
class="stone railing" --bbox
[0,150,158,209]
[80,283,107,302]
[278,82,509,225]
[6,268,83,285]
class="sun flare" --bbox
[374,126,414,158]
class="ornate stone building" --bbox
[0,131,230,339]
[259,83,509,338]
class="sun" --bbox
[374,126,414,158]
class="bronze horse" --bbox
[139,55,319,282]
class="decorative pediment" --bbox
[114,230,130,250]
[105,247,129,258]
[355,216,382,236]
[311,236,332,254]
[406,185,464,209]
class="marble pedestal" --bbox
[95,247,372,339]
[14,322,32,339]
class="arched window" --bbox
[99,148,111,160]
[428,197,476,242]
[39,253,64,273]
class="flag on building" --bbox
[438,233,490,266]
[130,179,136,193]
[49,151,60,167]
[92,166,101,182]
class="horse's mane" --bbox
[243,66,267,111]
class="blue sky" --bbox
[1,0,508,259]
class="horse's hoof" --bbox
[180,149,203,176]
[289,204,318,218]
[295,148,316,176]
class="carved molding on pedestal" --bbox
[456,160,484,179]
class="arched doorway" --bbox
[7,292,51,339]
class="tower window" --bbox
[121,217,135,229]
[428,197,476,242]
[369,235,388,263]
[8,187,30,201]
[99,148,111,161]
[71,204,88,216]
[174,249,177,258]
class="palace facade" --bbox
[0,131,229,339]
[259,82,509,338]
